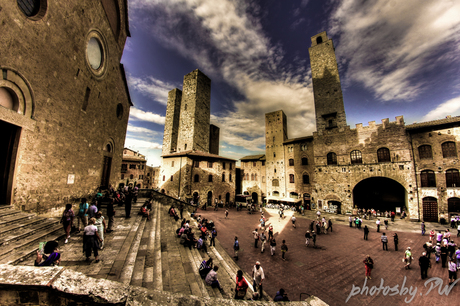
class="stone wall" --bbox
[209,124,220,155]
[0,0,131,215]
[162,89,182,155]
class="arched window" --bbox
[255,174,258,181]
[289,159,294,166]
[316,36,323,44]
[421,170,436,187]
[442,142,457,158]
[273,152,276,158]
[302,158,308,165]
[273,191,280,196]
[327,152,337,165]
[377,147,390,163]
[222,173,225,182]
[350,150,362,164]
[251,174,254,181]
[446,169,460,187]
[130,174,134,179]
[229,173,232,182]
[272,179,279,187]
[289,174,295,183]
[301,144,307,151]
[194,174,199,182]
[303,174,310,184]
[208,175,213,182]
[418,145,433,160]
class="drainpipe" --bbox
[409,133,421,221]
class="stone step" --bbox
[0,212,36,227]
[0,223,65,265]
[0,209,22,218]
[0,216,48,239]
[0,218,60,246]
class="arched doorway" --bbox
[207,191,213,206]
[423,197,438,222]
[328,201,341,214]
[252,192,258,204]
[303,193,311,210]
[0,120,20,205]
[161,189,165,194]
[353,177,406,212]
[225,192,230,204]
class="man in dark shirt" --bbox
[419,252,431,279]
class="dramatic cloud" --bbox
[127,124,160,136]
[129,0,315,153]
[329,0,460,101]
[422,96,460,122]
[129,107,165,125]
[127,74,179,105]
[124,137,163,166]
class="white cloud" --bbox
[329,0,460,101]
[127,74,179,105]
[422,96,460,122]
[124,137,163,166]
[129,107,165,125]
[127,124,160,136]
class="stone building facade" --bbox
[0,0,132,215]
[159,70,235,205]
[239,32,460,222]
[144,166,160,190]
[119,148,146,188]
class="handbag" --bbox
[236,289,246,297]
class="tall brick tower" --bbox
[162,89,182,155]
[309,31,347,134]
[176,69,211,152]
[265,110,288,197]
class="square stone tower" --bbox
[176,69,211,152]
[162,89,182,155]
[209,124,220,155]
[309,31,347,135]
[265,110,288,197]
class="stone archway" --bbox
[207,191,213,206]
[252,192,258,204]
[353,177,406,212]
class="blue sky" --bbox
[121,0,460,167]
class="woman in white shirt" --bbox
[83,217,103,263]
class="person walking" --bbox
[253,229,259,248]
[291,215,296,228]
[381,233,388,251]
[441,242,448,268]
[61,204,74,244]
[305,231,311,247]
[376,219,381,232]
[393,233,399,251]
[77,198,89,232]
[270,237,277,256]
[233,236,239,261]
[448,258,458,285]
[420,221,425,236]
[268,225,274,240]
[281,240,288,261]
[124,190,133,219]
[88,201,98,219]
[260,231,267,253]
[328,219,333,232]
[225,209,229,219]
[419,252,431,280]
[312,230,317,247]
[363,255,374,280]
[404,247,413,269]
[349,216,353,227]
[435,243,441,264]
[210,228,217,247]
[83,217,103,263]
[106,195,115,233]
[384,219,388,230]
[94,211,106,250]
[252,261,265,299]
[364,225,369,240]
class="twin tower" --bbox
[162,70,220,156]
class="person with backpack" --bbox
[281,240,288,261]
[77,198,89,232]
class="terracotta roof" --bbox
[283,135,313,144]
[406,116,460,130]
[240,154,266,161]
[162,150,236,161]
[123,155,146,162]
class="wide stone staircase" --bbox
[0,196,272,302]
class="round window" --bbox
[87,38,103,69]
[85,30,108,79]
[116,103,123,120]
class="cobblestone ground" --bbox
[198,207,460,305]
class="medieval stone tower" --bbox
[177,70,211,153]
[265,110,288,197]
[162,89,182,155]
[308,31,347,134]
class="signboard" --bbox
[67,174,75,184]
[395,207,401,214]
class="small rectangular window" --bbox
[223,162,226,169]
[129,164,136,169]
[194,160,200,168]
[172,161,175,167]
[208,161,213,168]
[170,175,173,181]
[253,161,256,167]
